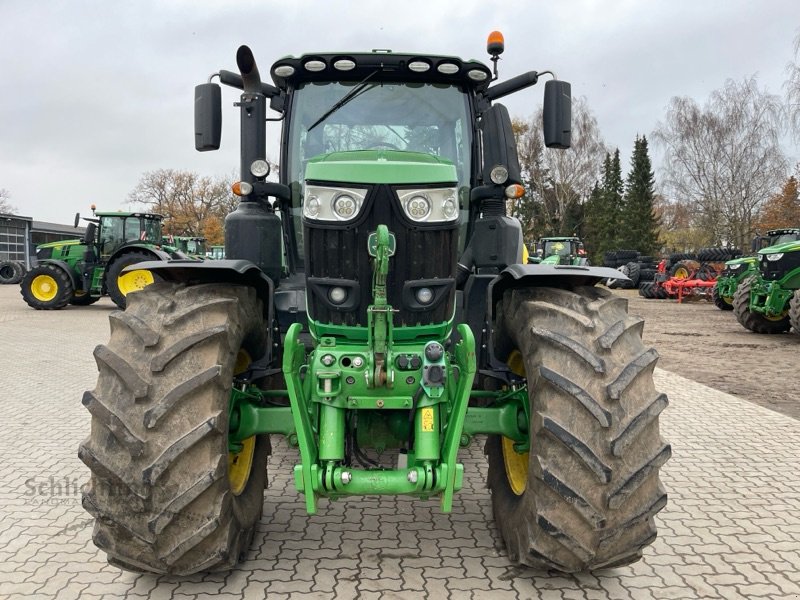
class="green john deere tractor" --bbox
[80,37,670,575]
[173,235,209,258]
[206,244,225,259]
[714,228,800,310]
[734,237,800,333]
[20,210,183,310]
[530,236,588,265]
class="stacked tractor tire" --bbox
[0,260,26,285]
[637,248,742,300]
[603,250,659,289]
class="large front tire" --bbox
[20,264,74,309]
[733,277,791,334]
[790,289,800,335]
[487,286,670,572]
[79,282,269,574]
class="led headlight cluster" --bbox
[397,188,458,223]
[303,185,367,221]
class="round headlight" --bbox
[442,196,457,219]
[408,61,431,73]
[328,286,347,305]
[250,159,270,178]
[333,194,358,219]
[415,287,434,305]
[273,64,295,77]
[490,165,509,184]
[305,195,321,217]
[405,195,431,221]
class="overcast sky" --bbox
[1,0,798,224]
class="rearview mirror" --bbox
[543,80,572,149]
[194,83,222,151]
[74,212,80,228]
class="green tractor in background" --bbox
[529,235,588,265]
[20,210,184,310]
[734,237,800,333]
[206,244,225,259]
[715,228,800,310]
[80,36,669,575]
[172,235,209,258]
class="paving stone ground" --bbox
[1,284,799,599]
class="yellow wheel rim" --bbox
[229,350,254,495]
[31,275,58,302]
[503,349,529,495]
[764,311,789,322]
[117,269,154,296]
[674,267,689,279]
[228,435,256,496]
[502,436,529,496]
[507,350,526,377]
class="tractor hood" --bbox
[724,255,757,267]
[305,150,457,186]
[37,239,83,249]
[758,240,800,256]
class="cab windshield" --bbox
[286,80,473,263]
[544,240,574,257]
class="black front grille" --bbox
[761,252,800,280]
[304,184,458,327]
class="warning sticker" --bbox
[421,407,435,432]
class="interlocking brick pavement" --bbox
[1,284,799,599]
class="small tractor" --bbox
[80,35,670,575]
[207,244,225,259]
[20,209,183,310]
[530,236,588,265]
[734,236,800,334]
[172,235,209,258]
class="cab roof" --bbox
[269,51,492,92]
[95,212,163,219]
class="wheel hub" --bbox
[31,274,58,301]
[117,269,154,296]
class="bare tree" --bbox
[653,78,788,249]
[513,97,607,236]
[786,30,800,140]
[128,170,236,243]
[0,188,15,214]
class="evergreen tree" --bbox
[620,136,660,254]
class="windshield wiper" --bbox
[307,69,380,133]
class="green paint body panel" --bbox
[305,150,457,185]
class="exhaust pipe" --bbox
[236,46,262,94]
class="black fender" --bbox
[109,245,174,264]
[122,258,274,324]
[482,263,630,374]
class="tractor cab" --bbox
[533,236,587,265]
[94,212,163,258]
[752,228,800,252]
[172,236,208,257]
